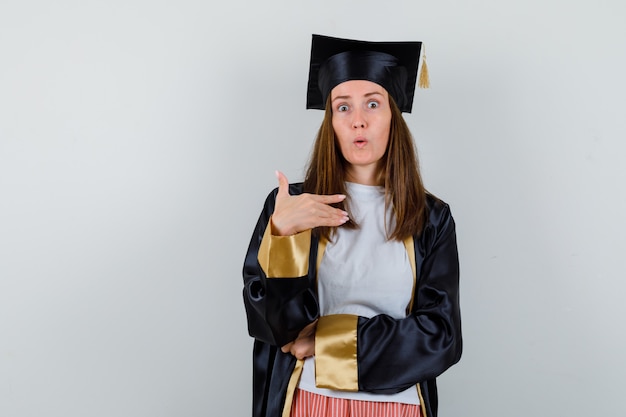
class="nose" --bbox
[352,108,367,129]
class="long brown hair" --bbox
[303,95,428,241]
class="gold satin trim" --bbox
[417,383,428,417]
[315,314,359,391]
[406,240,424,416]
[403,236,417,313]
[281,359,304,417]
[316,236,328,273]
[257,220,311,278]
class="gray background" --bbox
[1,0,625,416]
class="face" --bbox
[330,80,392,184]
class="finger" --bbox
[291,339,314,360]
[309,204,349,221]
[291,344,303,359]
[312,215,349,229]
[275,170,290,198]
[295,204,348,227]
[313,193,347,205]
[294,351,308,360]
[281,342,293,353]
[315,216,350,228]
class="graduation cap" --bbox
[306,34,428,113]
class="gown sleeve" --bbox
[242,186,320,347]
[314,200,462,393]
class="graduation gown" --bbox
[242,183,462,417]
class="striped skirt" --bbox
[290,389,422,417]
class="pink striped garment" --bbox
[290,389,422,417]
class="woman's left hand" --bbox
[281,320,317,360]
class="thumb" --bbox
[275,170,290,198]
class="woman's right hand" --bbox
[270,171,349,236]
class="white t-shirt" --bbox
[297,182,419,405]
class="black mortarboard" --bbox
[306,34,427,113]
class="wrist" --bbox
[270,216,292,236]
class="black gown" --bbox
[242,183,462,417]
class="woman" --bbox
[243,34,462,417]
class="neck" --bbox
[346,165,380,186]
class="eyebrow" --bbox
[331,91,385,103]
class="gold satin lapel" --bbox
[316,236,327,273]
[314,314,358,391]
[278,236,325,414]
[403,236,417,313]
[257,221,311,278]
[417,383,428,417]
[281,359,304,417]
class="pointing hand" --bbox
[271,171,349,236]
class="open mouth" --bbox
[354,137,367,148]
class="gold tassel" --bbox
[418,47,430,89]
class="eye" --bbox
[337,104,349,112]
[367,101,379,109]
